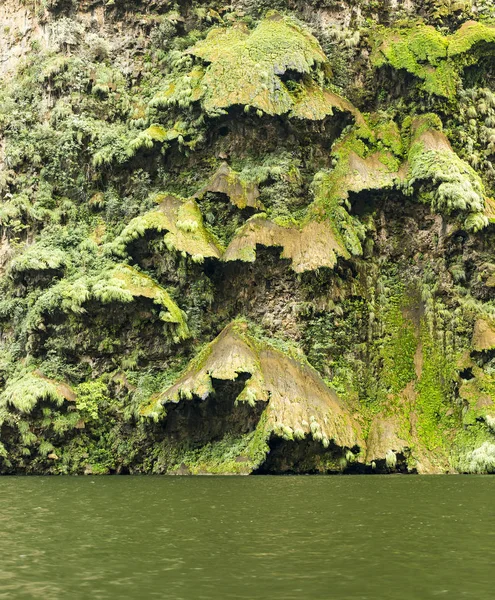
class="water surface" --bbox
[1,476,493,599]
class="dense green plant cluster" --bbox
[371,20,495,98]
[405,123,488,230]
[449,87,495,192]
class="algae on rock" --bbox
[1,0,495,474]
[146,321,364,473]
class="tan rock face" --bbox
[223,216,348,273]
[159,322,364,455]
[365,415,409,464]
[196,162,263,210]
[472,318,495,352]
[0,1,45,77]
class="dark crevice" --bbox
[471,348,495,367]
[366,452,413,474]
[279,69,304,83]
[13,268,64,294]
[163,374,267,446]
[254,435,347,474]
[196,191,257,247]
[460,367,475,381]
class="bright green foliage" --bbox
[372,24,452,97]
[372,20,495,98]
[159,12,359,121]
[404,117,488,230]
[305,118,400,256]
[9,244,66,274]
[109,208,171,256]
[189,13,326,115]
[448,20,495,56]
[380,301,417,396]
[162,430,270,475]
[74,380,109,422]
[0,371,71,414]
[407,146,486,217]
[310,169,368,258]
[416,323,454,451]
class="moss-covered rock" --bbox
[372,20,495,98]
[110,194,223,261]
[186,12,357,120]
[223,215,349,272]
[144,320,364,473]
[1,0,495,474]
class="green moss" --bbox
[154,320,362,456]
[153,12,362,123]
[458,364,495,434]
[374,119,404,157]
[110,194,223,261]
[189,14,324,116]
[448,20,495,57]
[145,125,169,142]
[372,23,453,97]
[415,322,454,451]
[372,20,495,98]
[223,214,351,272]
[109,265,189,340]
[1,370,73,414]
[310,169,367,258]
[306,118,402,258]
[196,162,263,210]
[380,299,417,396]
[404,116,488,230]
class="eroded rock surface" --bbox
[1,0,495,474]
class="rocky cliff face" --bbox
[0,0,495,474]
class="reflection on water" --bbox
[0,476,493,599]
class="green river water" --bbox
[0,476,493,599]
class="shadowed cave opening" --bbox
[463,52,495,88]
[207,105,354,160]
[279,69,305,84]
[206,108,292,154]
[368,452,412,474]
[162,374,267,446]
[196,191,257,247]
[472,348,495,368]
[349,188,431,227]
[254,436,349,475]
[14,268,64,294]
[254,438,414,475]
[374,65,421,104]
[124,229,209,286]
[460,367,475,381]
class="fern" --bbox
[1,371,68,414]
